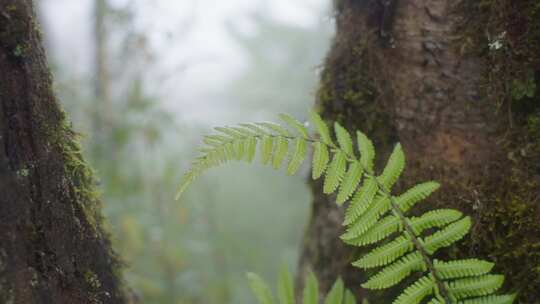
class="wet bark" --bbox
[298,0,540,302]
[0,1,126,303]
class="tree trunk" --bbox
[0,1,126,303]
[297,0,540,303]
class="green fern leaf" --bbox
[393,276,434,304]
[362,252,424,289]
[337,162,364,204]
[458,294,516,304]
[232,126,257,137]
[343,215,401,246]
[434,259,494,280]
[341,196,390,241]
[273,137,289,169]
[203,136,223,147]
[344,290,356,304]
[357,131,375,172]
[205,134,231,143]
[257,122,291,136]
[245,137,258,162]
[240,123,269,135]
[309,110,333,145]
[178,112,516,304]
[279,113,309,138]
[175,171,197,200]
[324,278,344,304]
[409,209,463,236]
[395,182,440,213]
[323,151,347,194]
[312,142,329,179]
[334,122,354,157]
[247,272,274,304]
[423,216,472,254]
[234,139,246,160]
[303,271,319,304]
[215,126,245,139]
[344,177,378,225]
[261,136,274,165]
[448,274,505,299]
[378,143,405,190]
[287,138,307,175]
[353,235,414,269]
[278,266,294,304]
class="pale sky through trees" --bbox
[41,0,332,123]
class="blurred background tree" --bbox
[38,0,333,303]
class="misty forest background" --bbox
[39,1,333,303]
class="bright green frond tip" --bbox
[178,111,515,304]
[248,269,357,304]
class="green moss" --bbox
[85,270,102,290]
[315,35,393,146]
[59,115,103,234]
[459,0,540,301]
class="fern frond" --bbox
[409,209,463,235]
[245,137,258,162]
[312,142,329,179]
[434,259,494,280]
[343,214,400,246]
[324,278,344,304]
[337,161,364,204]
[247,272,274,304]
[362,252,424,289]
[309,110,333,145]
[422,217,472,254]
[344,290,356,304]
[257,122,291,136]
[272,137,289,169]
[448,275,505,299]
[395,182,440,213]
[457,294,516,304]
[303,271,319,304]
[323,151,347,194]
[249,270,357,304]
[393,276,434,304]
[261,135,274,165]
[287,138,307,175]
[378,143,405,190]
[353,235,414,269]
[334,122,354,157]
[215,126,245,139]
[344,177,378,225]
[179,112,515,304]
[239,123,269,135]
[341,196,390,241]
[357,131,375,173]
[278,265,294,304]
[279,113,309,138]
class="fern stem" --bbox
[373,180,452,304]
[310,136,453,303]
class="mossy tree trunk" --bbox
[0,1,126,303]
[297,0,540,303]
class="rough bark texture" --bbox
[0,1,126,303]
[298,0,540,302]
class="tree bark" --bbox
[0,1,126,303]
[297,0,540,302]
